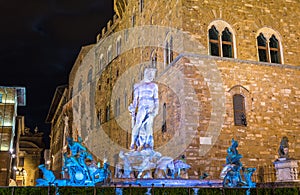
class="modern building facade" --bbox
[50,0,300,180]
[0,86,25,186]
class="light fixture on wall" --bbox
[16,167,26,176]
[15,167,27,186]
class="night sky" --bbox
[0,1,114,143]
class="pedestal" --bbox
[274,159,298,182]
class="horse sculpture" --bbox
[36,137,110,186]
[155,156,175,178]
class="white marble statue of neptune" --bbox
[128,67,159,151]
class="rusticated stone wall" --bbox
[181,0,300,65]
[180,55,300,179]
[65,0,300,179]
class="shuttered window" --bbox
[222,28,233,58]
[257,33,281,64]
[209,26,220,56]
[257,33,268,62]
[233,94,247,126]
[269,35,280,64]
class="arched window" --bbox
[208,21,235,58]
[99,54,104,70]
[256,28,282,64]
[164,35,173,66]
[233,94,247,126]
[97,109,101,123]
[118,98,120,115]
[105,105,110,122]
[269,35,280,63]
[87,68,92,83]
[124,92,127,110]
[169,36,173,63]
[222,28,233,58]
[209,26,219,56]
[131,80,135,102]
[131,15,135,27]
[116,37,122,56]
[78,79,82,92]
[139,0,144,12]
[150,49,157,68]
[257,33,268,62]
[139,69,143,80]
[107,46,112,62]
[162,103,167,133]
[257,33,281,64]
[115,98,120,117]
[164,41,169,65]
[69,87,73,99]
[114,99,117,117]
[124,29,129,42]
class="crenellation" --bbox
[59,0,300,180]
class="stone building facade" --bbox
[60,0,300,180]
[17,124,44,186]
[46,85,69,178]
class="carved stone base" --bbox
[116,149,191,179]
[274,159,299,182]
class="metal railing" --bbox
[251,164,277,183]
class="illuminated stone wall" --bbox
[18,132,44,186]
[181,0,300,65]
[181,56,300,179]
[66,0,300,179]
